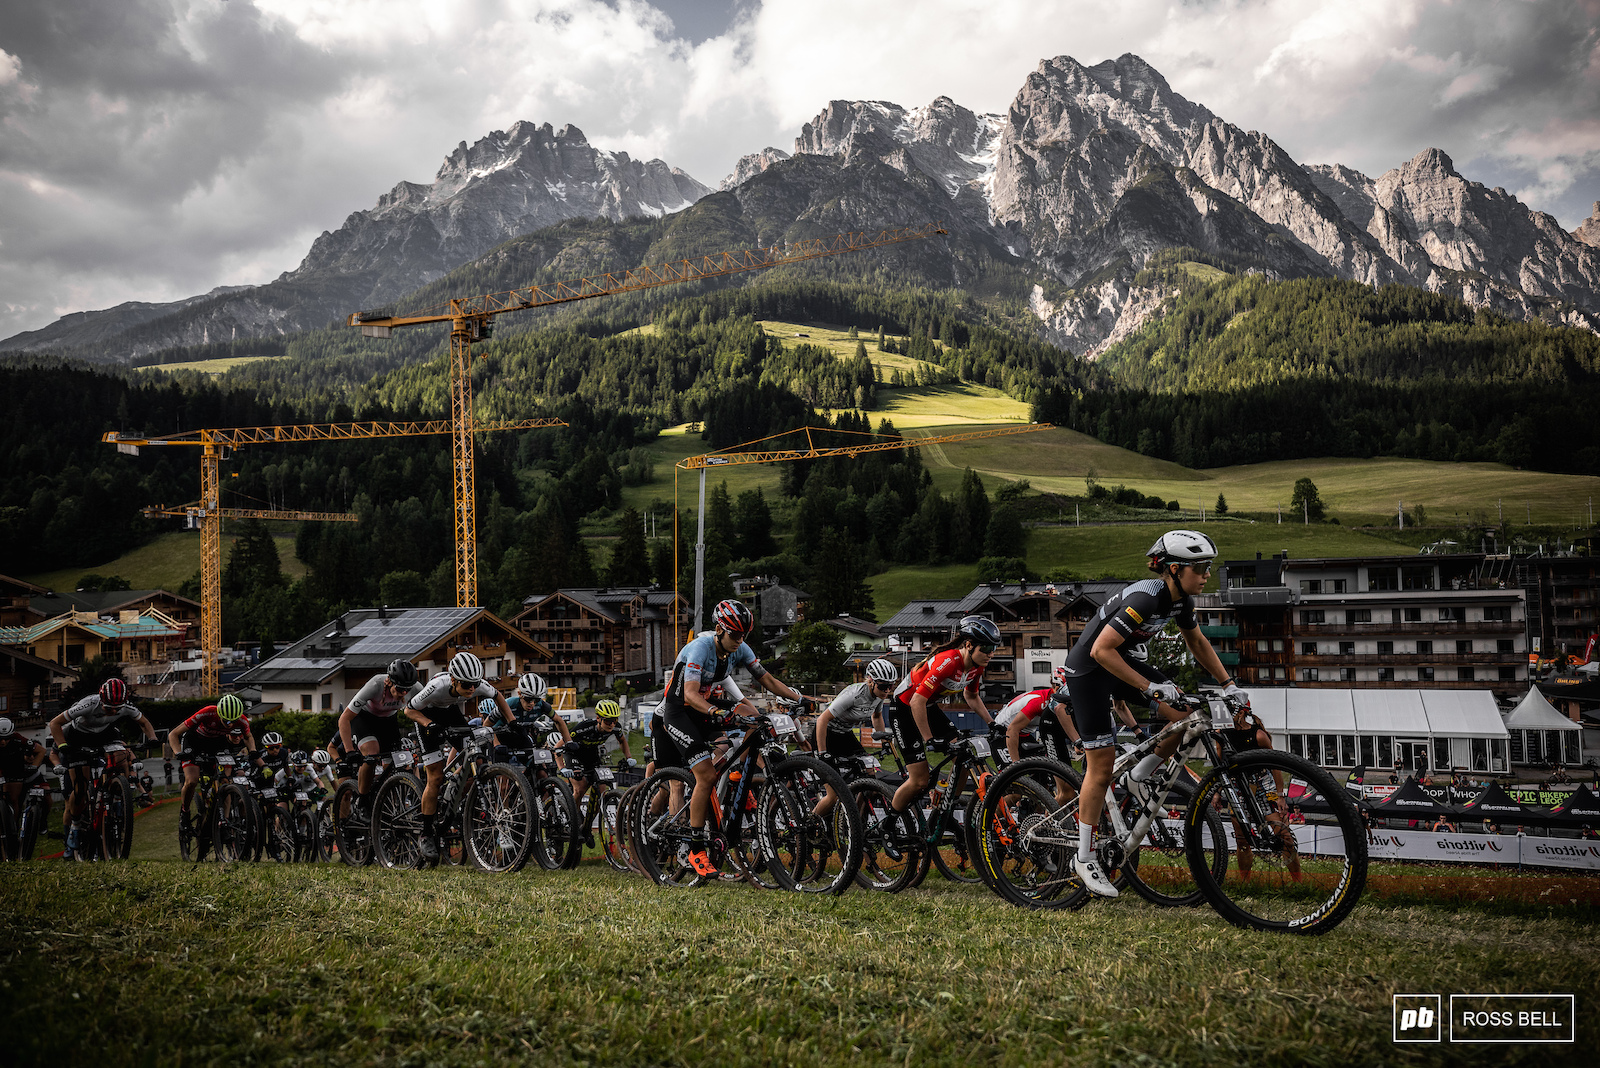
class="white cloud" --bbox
[1,0,1597,341]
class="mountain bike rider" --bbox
[337,659,423,821]
[491,672,570,762]
[405,651,515,863]
[566,699,635,845]
[810,657,897,817]
[662,599,809,878]
[168,693,255,840]
[0,717,51,835]
[887,615,998,816]
[52,678,159,858]
[1052,529,1244,898]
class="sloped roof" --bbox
[0,643,80,678]
[1505,688,1579,730]
[823,615,881,638]
[0,610,181,646]
[517,586,686,625]
[29,588,199,618]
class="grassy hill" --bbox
[22,527,308,594]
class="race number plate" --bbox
[295,791,310,802]
[216,755,235,767]
[596,766,615,782]
[104,743,128,753]
[473,727,494,746]
[393,750,414,768]
[769,713,797,737]
[28,786,45,799]
[232,775,251,785]
[968,737,992,758]
[859,755,880,770]
[533,749,554,766]
[260,788,277,799]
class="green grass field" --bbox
[134,354,290,376]
[22,529,309,594]
[3,843,1595,1067]
[757,318,944,380]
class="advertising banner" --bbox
[1292,826,1600,872]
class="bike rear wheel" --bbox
[1186,749,1367,935]
[975,758,1089,910]
[260,805,294,863]
[528,776,579,871]
[293,809,319,862]
[19,795,46,860]
[463,764,535,873]
[929,776,985,884]
[631,767,707,888]
[850,778,921,892]
[211,784,255,862]
[597,791,629,872]
[758,755,864,896]
[100,775,135,860]
[333,781,373,866]
[373,771,426,870]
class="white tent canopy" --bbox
[1242,688,1507,738]
[1504,688,1579,732]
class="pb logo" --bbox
[1394,994,1442,1043]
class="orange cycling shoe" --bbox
[686,847,718,877]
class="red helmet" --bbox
[99,678,128,706]
[712,599,753,635]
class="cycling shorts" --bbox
[887,696,959,766]
[418,707,468,766]
[352,710,402,754]
[1065,658,1165,750]
[648,713,681,769]
[661,704,719,768]
[62,725,123,768]
[1031,712,1075,762]
[820,724,866,759]
[567,744,604,776]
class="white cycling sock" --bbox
[1077,817,1093,862]
[1131,754,1161,782]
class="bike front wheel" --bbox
[631,767,710,888]
[100,775,136,860]
[260,805,294,863]
[597,791,629,872]
[757,755,864,896]
[528,776,580,871]
[1186,749,1367,935]
[373,771,426,870]
[463,764,536,873]
[211,784,255,862]
[975,758,1089,910]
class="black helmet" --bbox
[386,659,418,687]
[955,615,1001,647]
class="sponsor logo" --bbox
[1124,607,1144,624]
[1531,843,1600,858]
[1394,995,1442,1043]
[1393,798,1433,806]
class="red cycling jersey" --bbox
[183,706,251,744]
[895,648,983,704]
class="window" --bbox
[1377,667,1394,682]
[1438,607,1463,622]
[1565,733,1581,765]
[1301,668,1320,681]
[1330,579,1347,593]
[1323,735,1338,764]
[1498,665,1517,681]
[321,692,333,711]
[1339,642,1355,655]
[1272,667,1286,680]
[1458,666,1475,682]
[1401,565,1434,590]
[1490,739,1507,773]
[300,694,312,710]
[1416,640,1433,655]
[1031,635,1048,648]
[1456,640,1473,654]
[1304,735,1320,764]
[1359,735,1375,767]
[1546,731,1562,763]
[1031,661,1052,675]
[1257,639,1269,653]
[1369,567,1399,591]
[65,643,85,666]
[1403,607,1422,623]
[1418,667,1435,681]
[1300,580,1323,594]
[1471,737,1489,773]
[1341,736,1357,767]
[1377,641,1394,655]
[1378,735,1393,767]
[1497,639,1515,654]
[1289,734,1304,758]
[1301,641,1319,655]
[1484,606,1510,622]
[1348,608,1372,624]
[1340,667,1356,682]
[1301,609,1326,625]
[1509,730,1523,763]
[1434,737,1451,770]
[1272,639,1284,652]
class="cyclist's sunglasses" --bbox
[973,642,997,654]
[1185,562,1214,575]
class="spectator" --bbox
[1431,816,1455,833]
[163,758,174,785]
[1483,819,1499,836]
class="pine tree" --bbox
[607,506,651,585]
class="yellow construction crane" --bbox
[103,416,564,694]
[348,223,947,609]
[673,421,1053,637]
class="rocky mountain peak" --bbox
[720,147,791,190]
[1573,202,1600,247]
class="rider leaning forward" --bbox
[53,678,159,858]
[1051,529,1245,898]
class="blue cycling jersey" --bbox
[663,633,765,711]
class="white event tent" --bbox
[1241,687,1510,775]
[1503,688,1582,766]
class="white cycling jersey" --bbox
[825,681,879,728]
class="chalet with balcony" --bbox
[512,587,690,691]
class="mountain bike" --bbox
[3,771,52,860]
[822,749,914,891]
[561,752,636,872]
[179,750,256,862]
[977,693,1368,934]
[630,707,864,894]
[332,744,415,866]
[852,733,998,892]
[372,723,536,872]
[512,739,581,870]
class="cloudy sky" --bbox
[2,0,1597,340]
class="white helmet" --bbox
[448,651,484,684]
[0,717,12,738]
[312,749,332,766]
[545,731,565,749]
[517,673,547,700]
[1147,529,1217,569]
[134,761,146,773]
[865,658,898,684]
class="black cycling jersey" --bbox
[1063,578,1195,677]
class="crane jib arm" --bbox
[348,223,947,332]
[101,416,564,449]
[677,422,1053,470]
